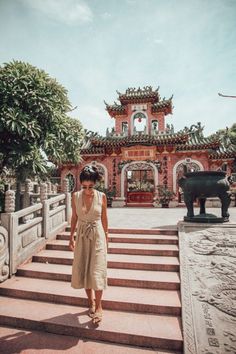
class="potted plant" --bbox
[96,186,116,207]
[156,185,175,208]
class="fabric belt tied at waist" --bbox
[79,220,97,241]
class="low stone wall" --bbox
[178,221,236,354]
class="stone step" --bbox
[0,326,182,354]
[66,226,178,236]
[0,296,183,351]
[57,231,179,244]
[33,249,180,271]
[16,262,180,290]
[46,239,179,256]
[0,276,181,316]
[108,243,179,256]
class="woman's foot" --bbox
[92,310,102,325]
[88,300,96,318]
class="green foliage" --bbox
[0,60,83,181]
[229,123,236,145]
[215,123,236,148]
[157,185,175,205]
[96,185,116,200]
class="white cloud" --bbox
[22,0,93,25]
[153,38,163,44]
[101,12,112,20]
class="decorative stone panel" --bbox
[179,222,236,354]
[0,226,9,282]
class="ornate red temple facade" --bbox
[61,87,236,207]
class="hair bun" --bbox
[80,164,103,183]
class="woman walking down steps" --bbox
[69,165,108,325]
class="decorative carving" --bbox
[5,190,15,213]
[118,160,161,173]
[190,229,236,258]
[0,226,9,282]
[25,179,32,193]
[179,223,236,354]
[194,283,236,317]
[53,183,58,194]
[47,181,52,194]
[40,183,48,202]
[162,156,168,187]
[62,178,70,193]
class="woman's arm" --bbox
[101,193,108,248]
[69,193,78,251]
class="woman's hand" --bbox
[106,236,109,252]
[69,239,75,251]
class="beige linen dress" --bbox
[71,189,107,290]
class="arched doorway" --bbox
[124,162,156,206]
[131,112,148,135]
[173,160,203,203]
[65,173,76,192]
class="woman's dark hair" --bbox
[79,165,102,183]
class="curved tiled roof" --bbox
[117,86,161,104]
[80,123,236,161]
[104,101,126,117]
[81,132,188,152]
[152,99,173,115]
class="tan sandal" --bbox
[88,300,96,318]
[92,311,102,325]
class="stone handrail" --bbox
[0,192,71,280]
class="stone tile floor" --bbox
[107,207,236,229]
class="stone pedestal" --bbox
[178,221,236,354]
[112,197,126,207]
[169,200,179,208]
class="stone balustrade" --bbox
[0,184,71,280]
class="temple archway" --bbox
[121,161,158,205]
[173,159,204,201]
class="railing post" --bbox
[40,183,49,239]
[47,181,52,195]
[1,190,16,279]
[62,178,71,223]
[22,179,33,222]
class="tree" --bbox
[229,123,236,145]
[0,60,83,208]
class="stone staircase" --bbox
[0,226,183,353]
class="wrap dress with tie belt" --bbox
[71,189,107,290]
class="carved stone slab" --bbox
[178,222,236,354]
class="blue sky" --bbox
[0,0,235,136]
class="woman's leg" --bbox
[95,290,103,312]
[92,290,103,324]
[85,288,94,306]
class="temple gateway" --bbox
[60,86,236,207]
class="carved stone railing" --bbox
[0,182,71,281]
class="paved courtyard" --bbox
[108,207,236,229]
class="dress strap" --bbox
[97,190,103,205]
[75,191,81,216]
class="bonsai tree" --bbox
[157,185,175,207]
[0,60,83,209]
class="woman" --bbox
[69,165,108,325]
